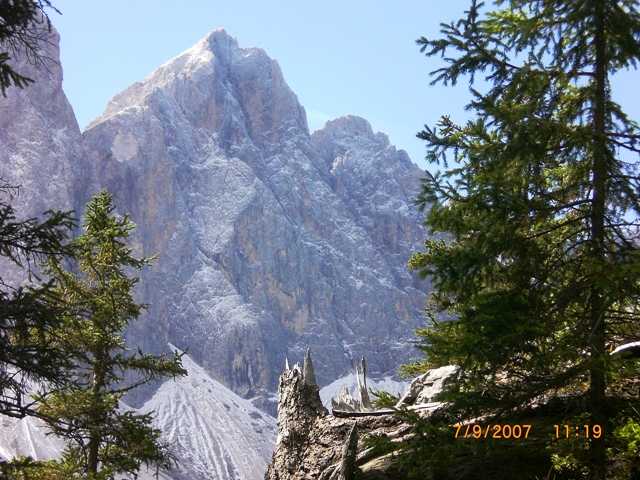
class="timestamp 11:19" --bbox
[554,424,602,438]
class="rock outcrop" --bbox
[395,365,458,408]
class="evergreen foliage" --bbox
[0,181,74,419]
[0,0,60,96]
[406,1,640,478]
[35,190,186,479]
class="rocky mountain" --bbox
[0,22,429,400]
[81,29,430,403]
[0,24,94,285]
[0,23,432,479]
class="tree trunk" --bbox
[588,1,607,478]
[88,353,107,476]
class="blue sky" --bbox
[50,1,638,171]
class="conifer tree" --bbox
[406,1,640,478]
[0,0,69,423]
[0,0,60,95]
[0,182,74,420]
[36,190,186,479]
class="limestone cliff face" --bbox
[0,25,93,265]
[0,27,95,297]
[82,29,430,399]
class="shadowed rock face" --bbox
[0,25,94,284]
[81,29,430,400]
[0,28,87,197]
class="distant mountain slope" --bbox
[0,348,275,480]
[140,345,276,480]
[82,29,430,399]
[0,414,65,464]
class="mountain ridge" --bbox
[1,25,430,407]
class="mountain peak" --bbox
[311,115,401,169]
[81,28,427,406]
[87,27,308,145]
[192,27,239,63]
[319,115,376,139]
[203,27,235,43]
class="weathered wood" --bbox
[332,409,394,418]
[333,402,444,418]
[337,423,358,480]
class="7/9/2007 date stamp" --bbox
[453,424,531,439]
[452,424,603,439]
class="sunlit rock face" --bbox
[82,29,430,400]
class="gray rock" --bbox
[82,29,431,400]
[1,24,432,406]
[0,24,94,285]
[396,365,458,407]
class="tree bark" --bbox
[588,1,607,478]
[87,352,107,476]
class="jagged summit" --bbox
[80,28,431,401]
[317,115,377,139]
[86,27,308,147]
[312,115,412,170]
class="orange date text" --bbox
[452,423,532,439]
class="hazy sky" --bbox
[50,1,639,171]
